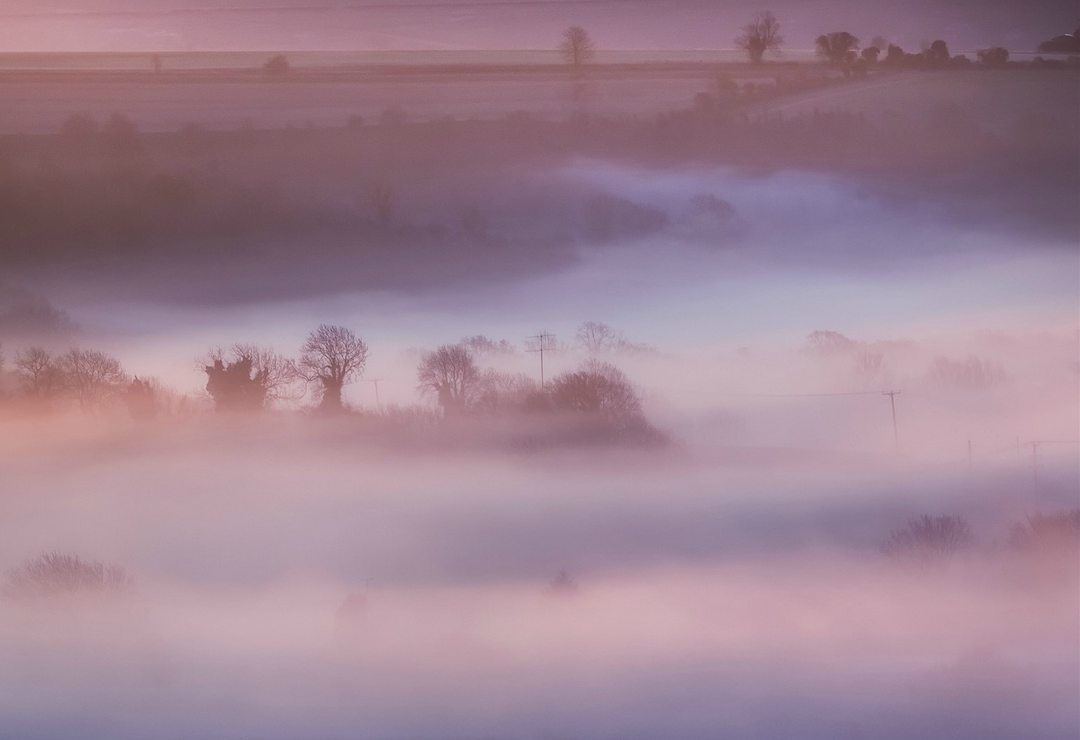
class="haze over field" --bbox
[0,5,1078,740]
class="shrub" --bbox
[1009,510,1080,556]
[3,552,135,604]
[882,515,974,567]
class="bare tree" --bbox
[14,347,54,396]
[560,26,596,71]
[296,324,369,413]
[735,11,784,64]
[575,321,618,354]
[417,344,481,415]
[57,348,127,412]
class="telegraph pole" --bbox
[882,390,901,451]
[526,331,557,388]
[367,378,382,410]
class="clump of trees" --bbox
[735,11,784,65]
[815,32,859,65]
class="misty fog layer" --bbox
[1,39,1078,740]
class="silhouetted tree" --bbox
[927,39,951,65]
[57,348,127,412]
[1037,27,1080,54]
[815,32,859,65]
[885,44,905,63]
[417,344,481,415]
[203,344,295,413]
[861,46,880,63]
[474,369,539,414]
[560,26,596,71]
[575,321,618,354]
[548,360,642,419]
[735,10,784,64]
[14,346,62,399]
[296,324,369,413]
[882,515,974,567]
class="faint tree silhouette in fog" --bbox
[549,569,579,595]
[735,11,784,64]
[59,111,99,140]
[417,344,481,415]
[549,360,642,419]
[885,44,905,64]
[0,284,77,338]
[474,369,540,414]
[927,39,951,65]
[125,376,157,421]
[861,46,881,63]
[926,355,1007,390]
[576,321,618,354]
[804,330,858,356]
[881,515,974,567]
[203,344,296,413]
[57,348,127,412]
[102,113,141,154]
[264,54,290,75]
[815,32,859,65]
[1009,510,1080,558]
[14,347,62,399]
[853,350,886,384]
[3,552,134,604]
[977,47,1009,66]
[560,26,596,72]
[296,324,369,413]
[371,182,396,228]
[460,335,518,359]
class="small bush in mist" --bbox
[3,552,135,605]
[549,569,579,596]
[882,515,974,567]
[263,54,290,75]
[1009,510,1080,558]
